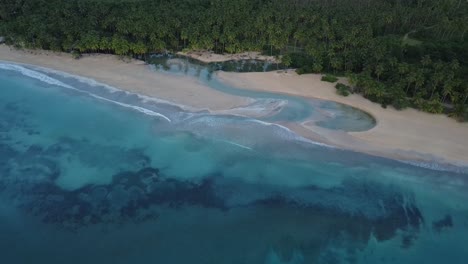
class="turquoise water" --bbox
[0,62,468,264]
[148,55,376,131]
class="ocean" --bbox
[0,61,467,264]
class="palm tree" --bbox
[421,55,432,70]
[330,57,342,73]
[462,85,468,105]
[429,70,444,99]
[405,70,416,94]
[442,82,454,103]
[413,69,425,97]
[398,63,409,83]
[450,59,460,71]
[374,63,385,81]
[282,54,292,69]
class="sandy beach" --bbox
[218,70,468,167]
[1,44,467,167]
[0,45,248,111]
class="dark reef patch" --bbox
[16,167,227,229]
[2,149,426,247]
[433,215,453,232]
[0,129,427,244]
[0,97,446,255]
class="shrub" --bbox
[281,54,292,67]
[337,88,350,96]
[423,99,444,114]
[71,50,82,59]
[391,97,410,110]
[413,97,444,114]
[335,83,351,96]
[449,104,468,122]
[289,53,314,68]
[296,68,306,75]
[321,74,338,83]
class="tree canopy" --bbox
[1,0,467,119]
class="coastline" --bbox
[0,45,249,111]
[1,44,467,168]
[218,71,468,167]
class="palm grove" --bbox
[1,0,467,119]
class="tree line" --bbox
[0,0,467,119]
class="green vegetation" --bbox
[0,0,467,120]
[402,36,423,47]
[322,75,339,83]
[335,83,352,97]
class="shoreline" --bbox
[1,44,467,168]
[218,71,468,167]
[0,45,249,111]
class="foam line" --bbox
[2,62,467,173]
[0,62,171,122]
[397,159,468,174]
[247,119,335,148]
[36,65,195,113]
[220,140,253,151]
[183,114,335,149]
[0,63,75,89]
[24,62,198,112]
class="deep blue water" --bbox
[0,61,467,264]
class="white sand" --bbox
[1,44,467,167]
[0,45,248,111]
[218,70,468,166]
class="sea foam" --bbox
[0,62,172,122]
[4,61,462,173]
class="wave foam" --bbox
[0,62,172,122]
[219,140,253,151]
[2,62,466,173]
[0,63,75,89]
[248,119,335,148]
[1,61,354,152]
[397,159,468,174]
[183,115,335,149]
[24,62,197,112]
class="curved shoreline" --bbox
[218,71,468,167]
[1,44,467,168]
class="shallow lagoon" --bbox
[0,62,467,264]
[149,55,376,131]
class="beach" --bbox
[218,71,468,166]
[1,44,467,167]
[0,45,248,111]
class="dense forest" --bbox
[1,0,467,119]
